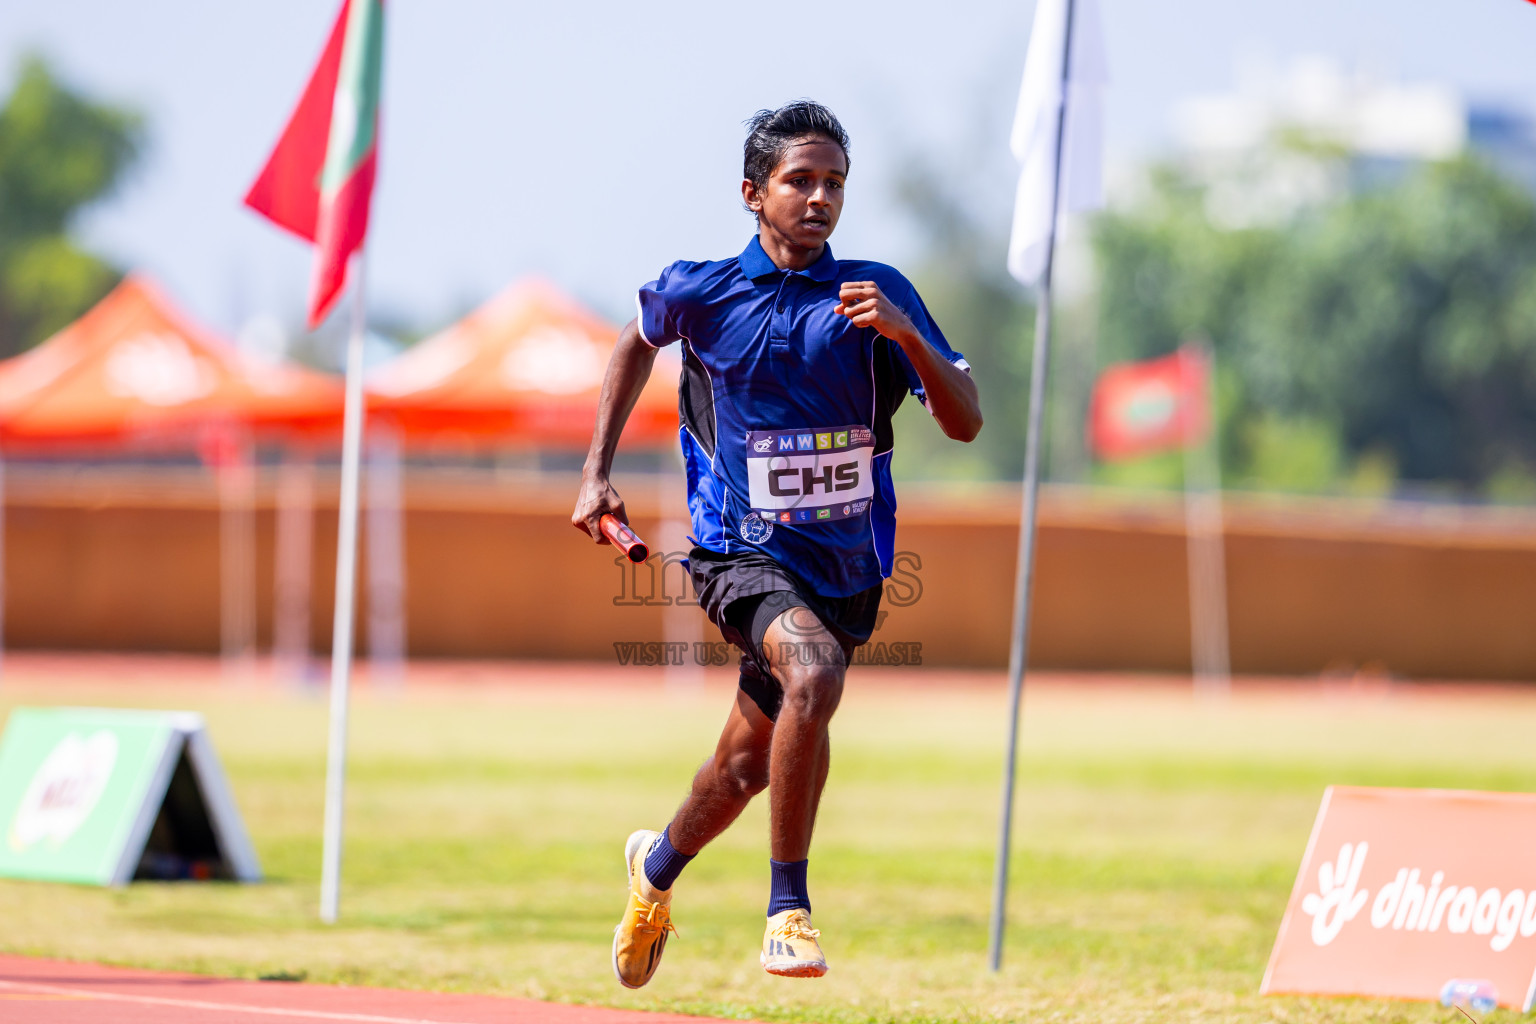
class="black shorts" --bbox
[687,546,883,721]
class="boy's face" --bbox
[743,139,848,251]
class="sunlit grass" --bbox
[0,664,1532,1023]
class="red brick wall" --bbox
[7,469,1534,680]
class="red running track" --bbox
[0,955,752,1024]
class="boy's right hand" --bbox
[572,472,626,543]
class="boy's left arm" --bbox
[836,281,983,442]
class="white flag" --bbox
[1007,0,1107,287]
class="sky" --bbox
[3,0,1536,341]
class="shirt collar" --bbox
[738,235,838,282]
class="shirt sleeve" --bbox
[889,281,970,409]
[635,263,687,348]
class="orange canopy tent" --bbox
[0,275,345,676]
[367,278,678,449]
[0,275,343,446]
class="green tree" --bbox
[1093,155,1536,495]
[0,55,142,355]
[1245,159,1536,488]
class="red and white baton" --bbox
[599,513,650,564]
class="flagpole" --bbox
[989,0,1077,972]
[320,250,368,924]
[1182,339,1230,695]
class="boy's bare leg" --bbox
[755,606,842,977]
[635,604,843,981]
[666,688,775,854]
[666,607,844,857]
[613,689,775,988]
[759,607,844,861]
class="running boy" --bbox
[572,100,981,987]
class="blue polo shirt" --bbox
[636,236,968,597]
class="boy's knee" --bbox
[780,662,844,722]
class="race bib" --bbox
[745,426,874,524]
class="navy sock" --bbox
[642,827,693,891]
[768,858,811,916]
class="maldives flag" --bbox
[245,0,384,327]
[1087,347,1211,461]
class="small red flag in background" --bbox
[1087,346,1211,461]
[244,0,384,327]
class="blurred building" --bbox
[1168,57,1536,226]
[1468,104,1536,195]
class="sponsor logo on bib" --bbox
[746,425,875,524]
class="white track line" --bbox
[0,979,482,1024]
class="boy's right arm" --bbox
[572,318,660,542]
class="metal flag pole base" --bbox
[320,253,368,925]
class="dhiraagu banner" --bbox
[1264,786,1536,1012]
[0,708,190,885]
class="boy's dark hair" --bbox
[742,101,850,201]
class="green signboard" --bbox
[0,708,260,886]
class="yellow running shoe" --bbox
[761,908,827,977]
[612,829,676,989]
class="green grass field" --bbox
[1,662,1532,1024]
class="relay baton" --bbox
[599,513,649,563]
